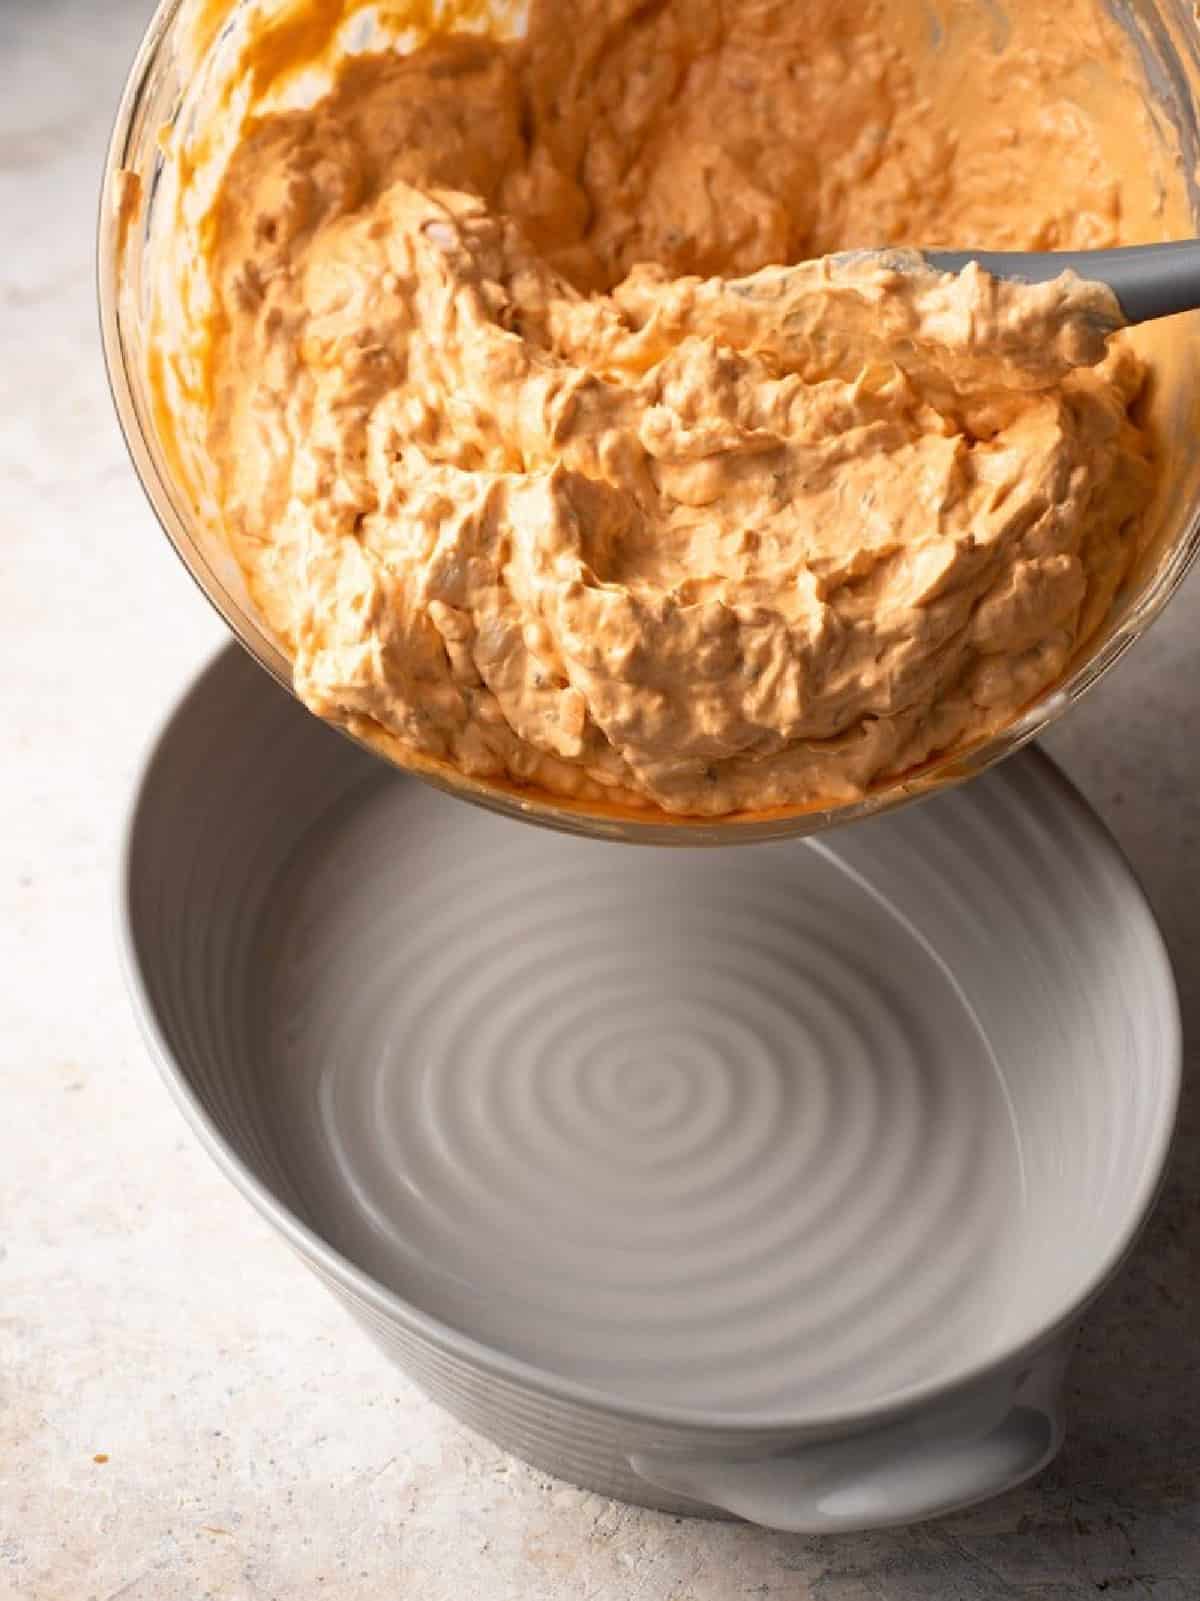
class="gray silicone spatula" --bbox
[923,239,1200,324]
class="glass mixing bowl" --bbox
[99,0,1200,845]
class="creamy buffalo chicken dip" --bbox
[181,0,1187,816]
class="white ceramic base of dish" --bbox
[354,1328,1070,1527]
[123,647,1179,1532]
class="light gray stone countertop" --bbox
[2,3,1198,1595]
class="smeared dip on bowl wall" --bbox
[145,0,1192,818]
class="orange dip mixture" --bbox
[191,0,1189,814]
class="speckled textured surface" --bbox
[2,2,1199,1595]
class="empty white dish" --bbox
[121,645,1180,1532]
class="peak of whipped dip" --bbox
[195,0,1178,817]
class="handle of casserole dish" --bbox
[629,1340,1069,1534]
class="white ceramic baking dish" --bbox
[120,646,1180,1532]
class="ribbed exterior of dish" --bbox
[321,1271,728,1512]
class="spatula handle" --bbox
[924,239,1200,325]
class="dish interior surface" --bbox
[126,649,1178,1425]
[251,774,1023,1415]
